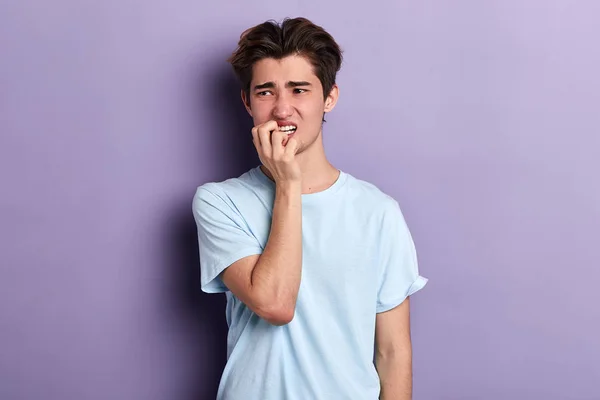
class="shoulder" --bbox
[343,174,417,249]
[343,172,402,214]
[192,167,261,214]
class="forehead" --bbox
[251,55,318,85]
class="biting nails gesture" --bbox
[251,120,301,184]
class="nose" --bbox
[272,92,293,119]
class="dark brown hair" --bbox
[227,17,343,100]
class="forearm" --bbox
[250,181,302,313]
[376,351,412,400]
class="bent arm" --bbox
[221,181,302,325]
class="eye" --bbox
[257,91,272,96]
[294,88,307,94]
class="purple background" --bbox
[1,1,599,399]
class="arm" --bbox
[375,297,413,400]
[221,181,302,325]
[221,120,303,326]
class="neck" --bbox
[262,129,340,194]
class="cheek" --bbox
[250,102,273,121]
[305,102,325,123]
[297,98,323,116]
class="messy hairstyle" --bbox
[227,17,343,101]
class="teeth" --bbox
[279,125,297,132]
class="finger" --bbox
[271,130,287,158]
[258,125,273,157]
[283,137,299,158]
[281,134,293,147]
[251,126,259,150]
[257,120,279,156]
[260,120,279,133]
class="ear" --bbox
[241,89,252,117]
[324,84,339,113]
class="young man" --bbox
[192,17,427,400]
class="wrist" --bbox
[275,180,302,197]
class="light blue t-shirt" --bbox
[192,166,427,400]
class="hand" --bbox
[251,120,301,184]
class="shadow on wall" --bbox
[166,56,258,400]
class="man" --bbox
[192,17,427,399]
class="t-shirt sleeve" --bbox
[376,199,428,313]
[192,185,264,293]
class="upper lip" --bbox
[276,121,297,128]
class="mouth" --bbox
[277,122,297,135]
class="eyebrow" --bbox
[253,81,312,91]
